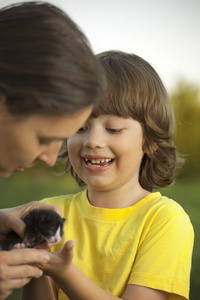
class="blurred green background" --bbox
[0,80,199,300]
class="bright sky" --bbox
[2,0,200,91]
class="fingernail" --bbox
[43,254,50,262]
[38,270,43,277]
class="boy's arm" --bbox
[21,275,57,300]
[42,241,168,300]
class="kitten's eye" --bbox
[106,128,122,134]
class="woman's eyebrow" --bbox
[40,136,67,141]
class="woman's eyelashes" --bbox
[38,138,52,145]
[77,127,87,133]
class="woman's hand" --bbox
[0,201,62,240]
[0,248,50,300]
[0,202,62,299]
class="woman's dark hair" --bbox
[0,1,105,116]
[63,50,183,192]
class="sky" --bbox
[1,0,200,91]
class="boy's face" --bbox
[67,115,145,197]
[0,106,92,178]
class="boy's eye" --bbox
[106,128,122,134]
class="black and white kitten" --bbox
[0,209,65,250]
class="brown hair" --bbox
[0,1,105,116]
[63,50,182,192]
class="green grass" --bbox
[0,166,81,208]
[0,167,199,300]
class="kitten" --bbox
[0,209,65,250]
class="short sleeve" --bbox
[128,213,194,299]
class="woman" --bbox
[0,1,104,299]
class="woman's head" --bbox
[0,1,105,178]
[64,50,182,191]
[0,1,105,117]
[0,109,92,179]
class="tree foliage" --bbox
[171,81,200,177]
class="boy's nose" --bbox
[83,130,106,149]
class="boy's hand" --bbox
[40,240,75,277]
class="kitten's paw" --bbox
[13,243,26,249]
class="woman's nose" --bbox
[37,141,62,166]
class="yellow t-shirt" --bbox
[41,189,194,300]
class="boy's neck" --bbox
[87,185,150,209]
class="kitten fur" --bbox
[0,209,65,250]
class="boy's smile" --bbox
[82,156,114,171]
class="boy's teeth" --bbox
[92,159,100,164]
[84,158,112,165]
